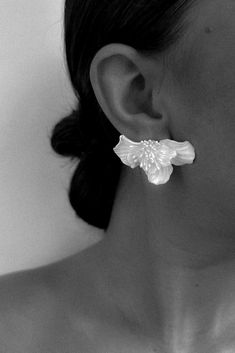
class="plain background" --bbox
[0,0,103,275]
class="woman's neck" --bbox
[99,166,235,350]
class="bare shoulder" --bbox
[0,240,104,308]
[0,243,163,353]
[0,260,67,351]
[0,242,106,352]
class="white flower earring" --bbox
[113,135,196,185]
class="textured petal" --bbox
[162,139,195,166]
[157,143,177,167]
[113,135,144,168]
[147,164,173,185]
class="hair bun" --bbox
[50,108,90,160]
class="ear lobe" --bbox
[89,43,169,141]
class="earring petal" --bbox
[161,139,195,166]
[146,163,174,185]
[113,135,144,168]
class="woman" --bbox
[0,0,235,351]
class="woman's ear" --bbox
[89,43,170,142]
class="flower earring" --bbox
[113,135,196,185]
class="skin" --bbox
[1,0,235,352]
[88,0,235,351]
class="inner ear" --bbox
[125,73,154,117]
[132,74,145,91]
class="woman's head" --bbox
[50,0,195,230]
[50,0,235,238]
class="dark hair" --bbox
[50,0,195,230]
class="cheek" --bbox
[166,27,235,210]
[172,0,235,115]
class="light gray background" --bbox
[0,0,103,275]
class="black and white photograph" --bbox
[0,1,235,352]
